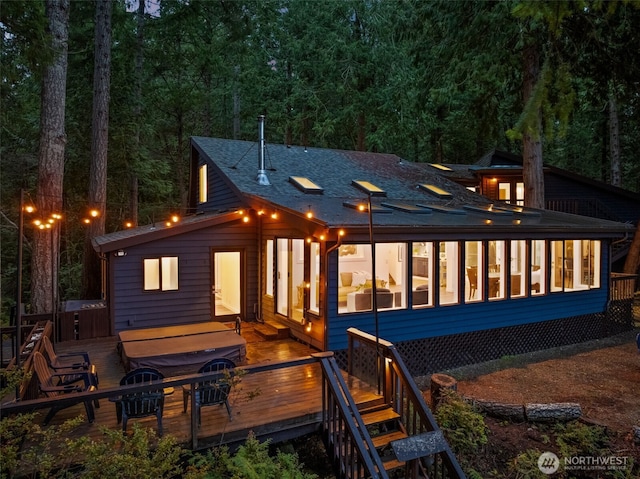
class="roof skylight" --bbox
[429,163,453,171]
[419,183,453,198]
[289,176,323,194]
[351,180,386,197]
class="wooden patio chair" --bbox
[183,358,235,425]
[41,336,98,382]
[32,351,98,425]
[114,368,165,435]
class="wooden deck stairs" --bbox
[253,320,290,340]
[360,404,407,473]
[319,328,466,479]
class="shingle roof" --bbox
[93,139,635,253]
[192,137,633,234]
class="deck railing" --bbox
[610,273,637,301]
[347,328,466,479]
[0,354,321,450]
[318,351,389,479]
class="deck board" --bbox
[36,324,381,450]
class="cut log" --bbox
[430,373,457,408]
[471,399,525,421]
[525,403,582,422]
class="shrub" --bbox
[435,390,489,455]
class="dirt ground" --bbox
[424,330,640,476]
[450,330,639,435]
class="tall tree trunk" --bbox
[357,112,366,151]
[82,0,111,299]
[233,65,241,139]
[608,83,621,187]
[32,0,70,314]
[129,0,145,227]
[623,221,640,276]
[521,43,545,210]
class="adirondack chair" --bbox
[183,358,235,425]
[32,351,98,425]
[114,368,165,435]
[41,336,98,384]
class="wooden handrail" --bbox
[318,354,389,479]
[347,328,466,479]
[1,354,320,450]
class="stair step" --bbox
[382,457,405,472]
[371,430,408,449]
[254,321,290,340]
[361,407,400,427]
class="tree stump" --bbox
[524,403,582,422]
[430,373,457,408]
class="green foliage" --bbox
[1,413,84,479]
[435,390,488,455]
[506,421,637,479]
[61,424,185,479]
[509,448,548,479]
[186,432,317,479]
[553,421,608,459]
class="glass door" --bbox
[212,250,242,319]
[276,238,305,323]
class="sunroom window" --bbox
[338,242,406,313]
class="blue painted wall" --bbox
[325,245,611,351]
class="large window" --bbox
[465,241,483,302]
[488,240,505,300]
[336,237,601,313]
[143,257,178,291]
[551,240,600,292]
[531,240,546,295]
[498,180,525,205]
[338,242,406,313]
[439,241,459,305]
[412,242,433,308]
[510,240,526,298]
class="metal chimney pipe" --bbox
[256,115,270,185]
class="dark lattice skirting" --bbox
[335,304,634,377]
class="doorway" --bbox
[212,249,243,320]
[276,238,305,324]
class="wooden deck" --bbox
[23,324,382,451]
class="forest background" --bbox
[1,0,639,321]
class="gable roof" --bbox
[191,137,633,236]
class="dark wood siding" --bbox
[111,222,257,332]
[195,157,245,212]
[545,175,639,224]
